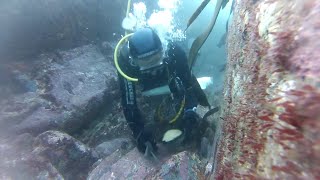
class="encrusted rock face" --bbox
[214,0,320,179]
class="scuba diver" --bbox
[116,27,211,155]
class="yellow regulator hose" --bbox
[114,33,139,82]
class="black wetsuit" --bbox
[118,42,201,152]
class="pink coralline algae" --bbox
[212,0,320,179]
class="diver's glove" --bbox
[136,126,158,154]
[169,76,186,98]
[182,108,201,141]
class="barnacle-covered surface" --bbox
[214,0,320,179]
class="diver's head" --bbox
[129,27,164,70]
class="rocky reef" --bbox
[0,1,208,179]
[0,0,319,179]
[0,43,128,179]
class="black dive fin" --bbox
[144,141,159,162]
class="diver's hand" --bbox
[182,109,201,141]
[183,109,200,127]
[136,127,157,154]
[144,141,159,162]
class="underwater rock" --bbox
[0,92,48,137]
[94,137,134,158]
[0,44,118,137]
[35,44,119,133]
[148,151,203,180]
[0,44,120,179]
[88,148,157,180]
[1,157,63,180]
[88,149,204,180]
[33,130,99,180]
[214,0,320,179]
[0,133,63,179]
[87,149,129,180]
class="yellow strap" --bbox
[114,33,139,82]
[169,96,186,124]
[156,95,186,124]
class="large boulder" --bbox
[88,148,204,180]
[32,130,99,180]
[0,44,118,137]
[148,151,203,179]
[0,40,146,179]
[0,133,64,180]
[88,148,158,180]
[94,137,134,158]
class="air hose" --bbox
[113,33,139,82]
[113,0,139,82]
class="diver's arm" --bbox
[118,45,144,138]
[118,74,141,136]
[167,43,198,109]
[167,43,201,142]
[118,73,158,152]
[117,49,156,153]
[170,44,211,107]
